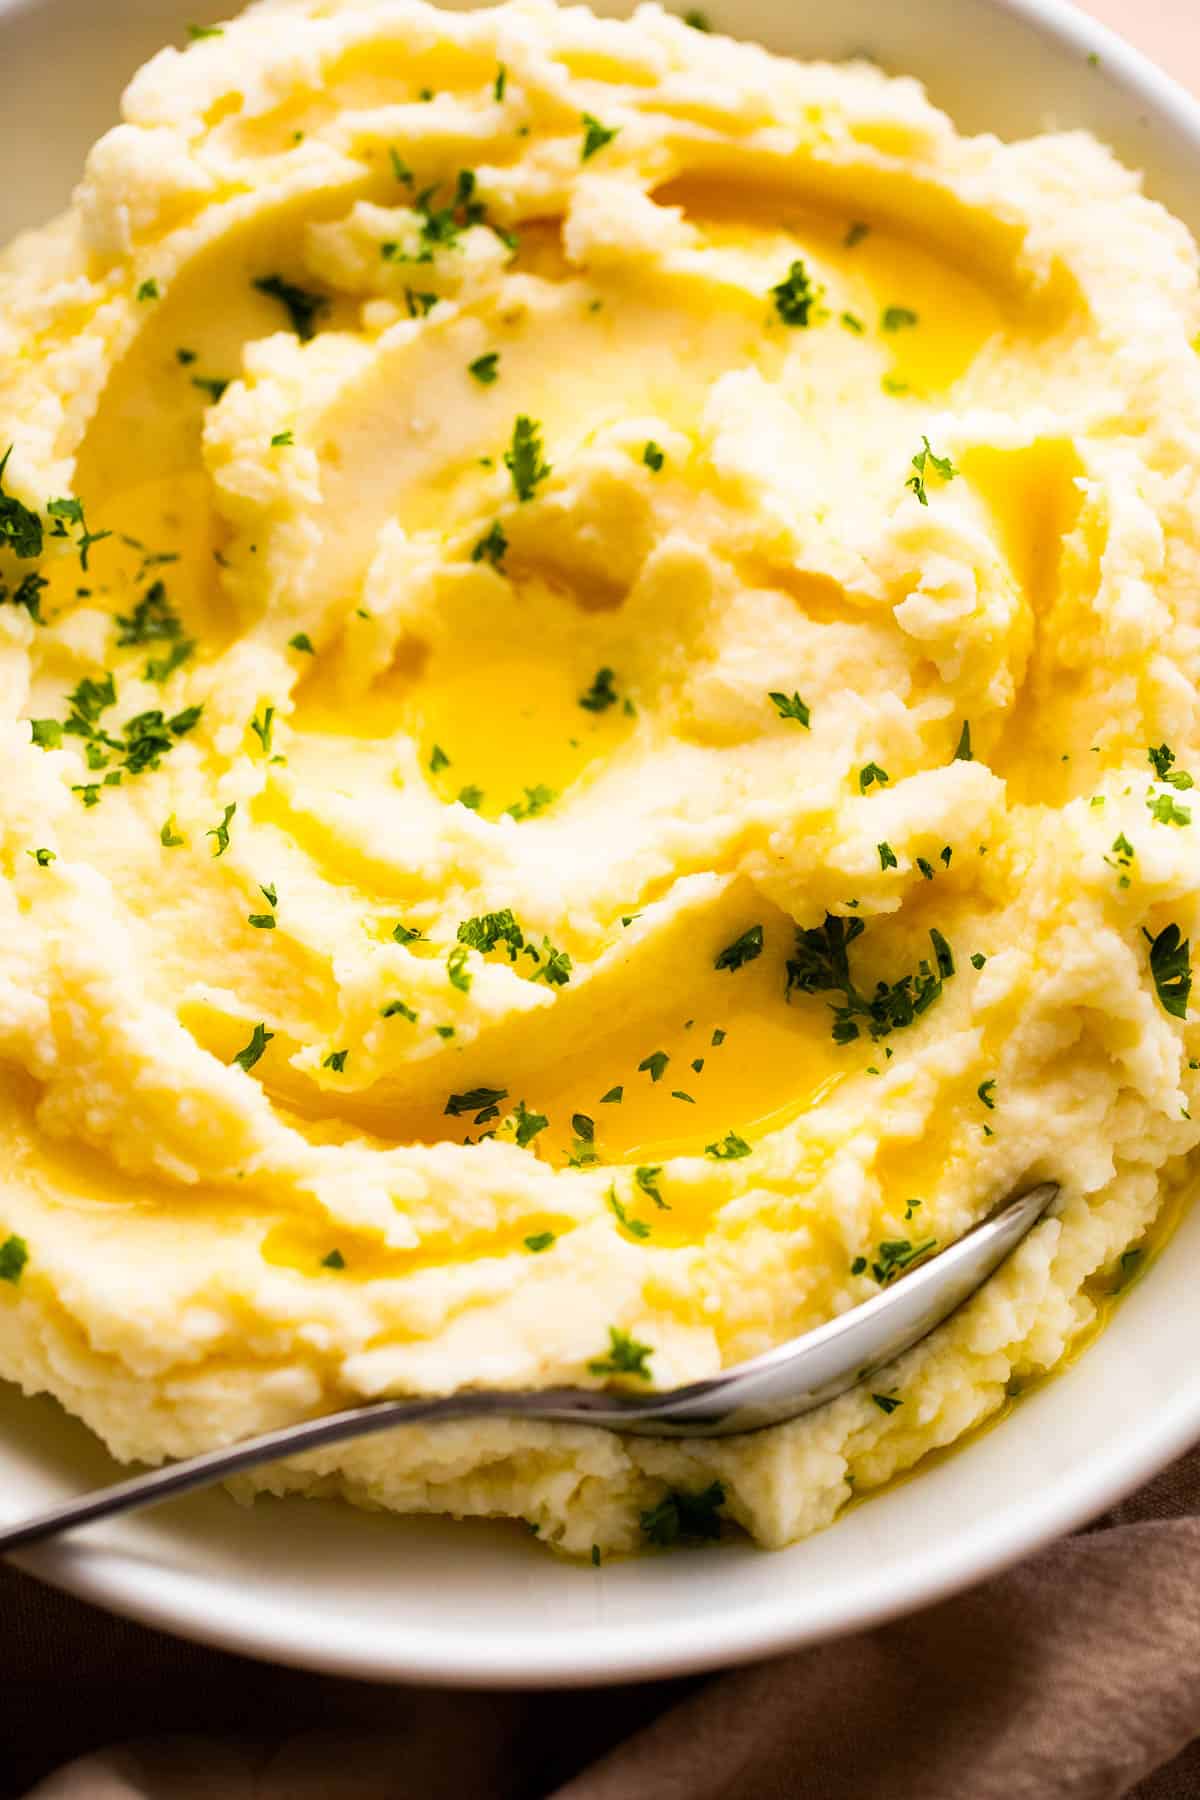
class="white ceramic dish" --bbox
[3,0,1200,1688]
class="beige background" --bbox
[1074,0,1199,86]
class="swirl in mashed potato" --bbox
[0,0,1198,1555]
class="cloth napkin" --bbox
[8,1,1200,1796]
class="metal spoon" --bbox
[0,1181,1057,1555]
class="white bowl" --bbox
[2,0,1199,1687]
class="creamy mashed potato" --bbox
[0,0,1198,1557]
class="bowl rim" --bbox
[5,0,1200,1689]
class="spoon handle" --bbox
[0,1184,1059,1555]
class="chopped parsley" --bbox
[878,842,897,870]
[288,632,315,654]
[531,939,572,986]
[468,351,500,385]
[1145,923,1192,1019]
[471,520,508,569]
[845,221,869,247]
[253,273,327,341]
[27,848,55,867]
[392,922,422,944]
[638,1050,669,1082]
[573,1113,595,1143]
[160,816,184,847]
[525,1231,556,1253]
[683,8,711,27]
[635,1166,667,1209]
[1149,744,1194,788]
[191,376,230,404]
[429,743,450,773]
[493,64,507,102]
[403,288,439,318]
[705,1131,751,1160]
[579,667,619,713]
[504,415,551,502]
[320,1249,346,1271]
[916,857,934,880]
[187,22,223,38]
[882,306,919,331]
[859,762,889,792]
[786,913,955,1043]
[380,999,418,1021]
[1107,832,1135,887]
[768,690,811,727]
[640,1481,724,1546]
[712,1027,726,1045]
[323,1049,349,1072]
[600,1085,623,1104]
[643,441,665,472]
[271,430,294,448]
[866,1237,937,1285]
[445,1085,508,1121]
[607,1188,650,1239]
[714,924,764,972]
[1147,789,1191,827]
[954,721,972,761]
[506,783,556,820]
[249,705,275,754]
[588,1326,652,1379]
[137,278,160,301]
[872,1392,903,1414]
[207,802,236,857]
[116,579,187,647]
[581,113,619,161]
[770,259,819,327]
[841,311,865,334]
[458,907,527,960]
[978,1078,996,1109]
[0,1233,28,1285]
[906,435,957,506]
[233,1022,274,1072]
[511,1099,549,1147]
[446,944,472,992]
[970,952,987,970]
[457,785,484,812]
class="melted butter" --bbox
[529,935,861,1178]
[292,615,634,820]
[260,1211,571,1279]
[658,187,1010,395]
[31,472,226,656]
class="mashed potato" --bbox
[0,0,1198,1556]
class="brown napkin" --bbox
[6,1441,1200,1800]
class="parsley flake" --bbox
[589,1325,653,1378]
[581,113,619,161]
[705,1131,751,1160]
[906,435,957,506]
[715,924,763,972]
[468,351,500,385]
[504,415,551,502]
[1145,923,1192,1019]
[253,273,327,341]
[207,802,236,857]
[233,1022,273,1071]
[641,1481,724,1546]
[769,690,811,728]
[0,1233,28,1284]
[579,667,619,713]
[770,259,819,327]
